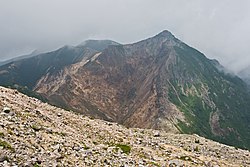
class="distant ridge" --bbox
[0,50,40,66]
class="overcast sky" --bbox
[1,0,250,73]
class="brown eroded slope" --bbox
[35,31,186,132]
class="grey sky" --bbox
[0,0,250,73]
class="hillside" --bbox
[35,31,250,150]
[0,86,250,166]
[0,46,97,89]
[1,31,250,150]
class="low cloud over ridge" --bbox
[0,0,250,73]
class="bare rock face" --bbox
[0,86,250,166]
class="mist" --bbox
[1,0,250,73]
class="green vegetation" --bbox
[0,132,4,137]
[115,144,131,154]
[0,156,9,162]
[149,161,161,167]
[168,80,213,137]
[81,142,90,150]
[31,124,42,131]
[53,131,67,136]
[7,130,13,135]
[194,146,199,152]
[167,45,250,150]
[0,139,14,152]
[33,163,41,167]
[179,156,193,162]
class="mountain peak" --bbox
[154,30,175,39]
[131,30,177,46]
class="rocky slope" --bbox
[0,86,250,166]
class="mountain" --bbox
[1,86,250,166]
[1,31,250,150]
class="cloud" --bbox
[0,0,250,73]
